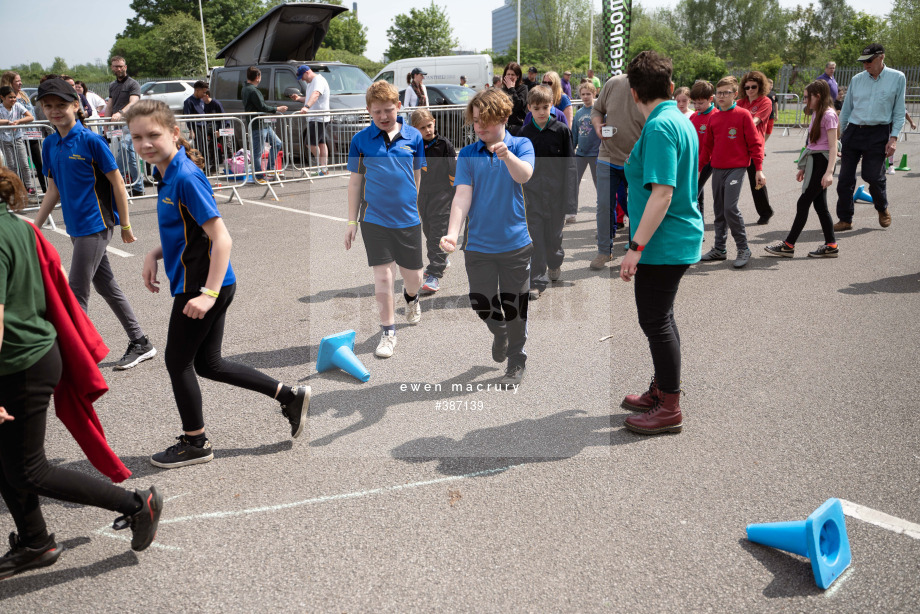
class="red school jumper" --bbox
[699,103,764,172]
[691,105,719,154]
[736,95,771,141]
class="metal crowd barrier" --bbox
[0,122,57,219]
[773,93,804,137]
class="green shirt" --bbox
[0,207,56,375]
[624,101,703,266]
[241,82,277,114]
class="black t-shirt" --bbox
[767,92,778,120]
[834,99,843,112]
[108,76,141,114]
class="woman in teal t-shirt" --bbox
[618,51,704,437]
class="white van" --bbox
[373,54,493,90]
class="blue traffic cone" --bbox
[853,185,873,203]
[746,498,852,589]
[316,330,370,382]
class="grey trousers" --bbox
[711,167,748,252]
[69,228,144,342]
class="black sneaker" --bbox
[699,247,727,261]
[808,244,839,258]
[764,241,794,257]
[281,385,310,438]
[150,435,214,469]
[0,533,63,580]
[500,363,526,388]
[114,336,156,370]
[491,331,509,363]
[112,486,163,552]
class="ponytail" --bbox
[177,135,205,170]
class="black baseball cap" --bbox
[411,67,427,76]
[35,78,79,102]
[857,43,884,62]
[528,66,537,74]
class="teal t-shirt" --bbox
[624,101,703,265]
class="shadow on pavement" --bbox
[738,538,825,599]
[391,409,635,476]
[0,550,139,599]
[839,272,920,295]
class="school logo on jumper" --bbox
[699,125,707,133]
[728,127,738,140]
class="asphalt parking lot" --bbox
[1,131,919,612]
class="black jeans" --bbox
[787,153,836,246]
[525,197,565,291]
[464,244,533,368]
[633,264,690,394]
[419,191,452,278]
[698,163,712,215]
[836,123,889,221]
[745,161,773,219]
[0,342,136,547]
[165,284,280,432]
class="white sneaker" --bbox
[564,214,576,224]
[375,331,397,358]
[887,167,896,175]
[406,296,421,324]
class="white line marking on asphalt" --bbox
[840,499,920,540]
[50,227,133,258]
[214,193,347,222]
[93,527,183,551]
[824,566,855,597]
[161,464,519,526]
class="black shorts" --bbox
[360,221,424,269]
[305,121,331,147]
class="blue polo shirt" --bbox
[347,116,426,229]
[154,147,235,296]
[624,101,703,265]
[42,122,120,237]
[454,131,535,254]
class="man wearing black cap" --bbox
[834,43,906,231]
[523,67,539,90]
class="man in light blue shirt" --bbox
[835,43,906,231]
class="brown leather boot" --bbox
[621,376,659,412]
[624,390,682,435]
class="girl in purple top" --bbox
[764,80,838,259]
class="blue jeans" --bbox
[251,124,282,178]
[112,132,144,194]
[595,161,627,255]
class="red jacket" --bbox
[699,104,764,172]
[737,96,772,139]
[29,223,131,483]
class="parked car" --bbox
[400,84,476,148]
[209,2,370,158]
[140,80,197,111]
[375,55,493,91]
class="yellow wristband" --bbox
[347,221,358,226]
[199,287,219,298]
[121,224,131,230]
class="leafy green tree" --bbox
[785,4,821,66]
[814,0,855,50]
[50,57,69,75]
[829,12,887,67]
[886,0,920,65]
[520,0,592,63]
[385,2,458,61]
[111,13,217,77]
[123,0,266,51]
[673,0,791,65]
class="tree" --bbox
[814,0,855,50]
[829,12,887,67]
[50,57,69,75]
[673,0,791,65]
[785,4,822,66]
[385,2,458,61]
[886,0,920,65]
[123,0,266,51]
[520,0,592,63]
[111,13,217,77]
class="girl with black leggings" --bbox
[764,80,838,259]
[124,100,310,470]
[0,167,161,580]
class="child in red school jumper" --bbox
[764,80,839,258]
[690,80,717,217]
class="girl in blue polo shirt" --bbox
[123,100,309,469]
[32,78,155,371]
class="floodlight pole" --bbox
[589,2,594,70]
[199,0,210,73]
[517,0,521,64]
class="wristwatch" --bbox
[628,241,644,252]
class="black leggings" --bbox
[165,283,281,432]
[786,154,836,246]
[633,264,690,394]
[0,342,137,547]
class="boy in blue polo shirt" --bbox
[439,88,535,388]
[345,81,426,359]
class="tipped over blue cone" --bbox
[854,185,873,203]
[316,330,370,382]
[746,498,851,589]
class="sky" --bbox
[5,0,894,69]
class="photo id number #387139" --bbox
[435,399,484,411]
